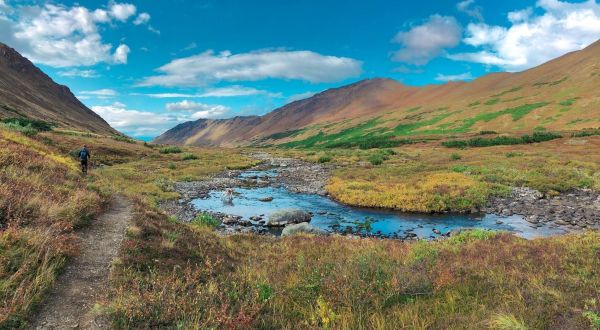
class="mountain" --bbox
[0,43,117,134]
[155,40,600,147]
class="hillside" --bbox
[155,39,600,147]
[0,43,117,134]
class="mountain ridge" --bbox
[160,39,600,147]
[0,42,117,134]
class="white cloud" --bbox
[165,100,229,119]
[435,72,474,81]
[138,49,363,87]
[80,89,118,97]
[58,69,99,78]
[109,2,136,21]
[449,0,600,71]
[182,42,198,51]
[113,44,130,64]
[0,1,140,67]
[133,12,150,25]
[91,105,175,136]
[392,15,462,65]
[91,101,229,137]
[457,0,484,21]
[132,86,281,98]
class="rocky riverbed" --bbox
[483,187,600,231]
[160,153,599,239]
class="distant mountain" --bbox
[0,43,117,134]
[155,39,600,147]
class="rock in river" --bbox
[282,222,327,236]
[267,209,312,226]
[259,196,274,202]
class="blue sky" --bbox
[1,0,600,139]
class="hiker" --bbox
[222,188,234,202]
[78,145,91,174]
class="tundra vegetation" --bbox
[0,119,599,329]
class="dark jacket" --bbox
[78,148,91,161]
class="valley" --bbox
[0,36,599,329]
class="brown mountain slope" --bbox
[0,43,117,134]
[155,39,600,147]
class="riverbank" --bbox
[160,152,599,239]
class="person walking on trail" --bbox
[78,145,91,174]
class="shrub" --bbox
[450,153,462,160]
[368,154,385,165]
[1,118,55,132]
[181,153,198,161]
[484,98,500,105]
[506,152,524,158]
[318,155,332,163]
[443,132,562,148]
[168,163,176,170]
[159,146,182,154]
[191,213,221,228]
[479,130,497,135]
[572,128,600,138]
[112,135,136,143]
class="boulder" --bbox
[259,196,274,202]
[267,209,311,227]
[281,223,327,237]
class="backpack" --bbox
[79,148,89,160]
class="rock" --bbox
[317,211,328,215]
[281,223,327,236]
[222,216,240,225]
[267,209,312,226]
[496,220,503,225]
[259,196,274,202]
[432,228,441,235]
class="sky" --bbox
[1,0,600,140]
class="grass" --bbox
[2,121,600,329]
[0,128,105,328]
[191,213,221,228]
[106,209,600,329]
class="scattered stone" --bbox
[432,228,441,235]
[267,209,312,226]
[259,196,274,202]
[281,223,327,236]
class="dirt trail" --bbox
[29,196,132,330]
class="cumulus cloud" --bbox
[133,12,150,25]
[138,50,363,87]
[449,0,600,71]
[91,101,229,137]
[165,100,229,118]
[435,72,473,81]
[392,15,462,65]
[113,44,130,64]
[58,69,99,78]
[0,1,143,67]
[457,0,484,21]
[92,105,176,136]
[109,2,136,21]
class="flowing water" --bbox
[192,170,567,239]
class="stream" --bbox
[191,169,568,240]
